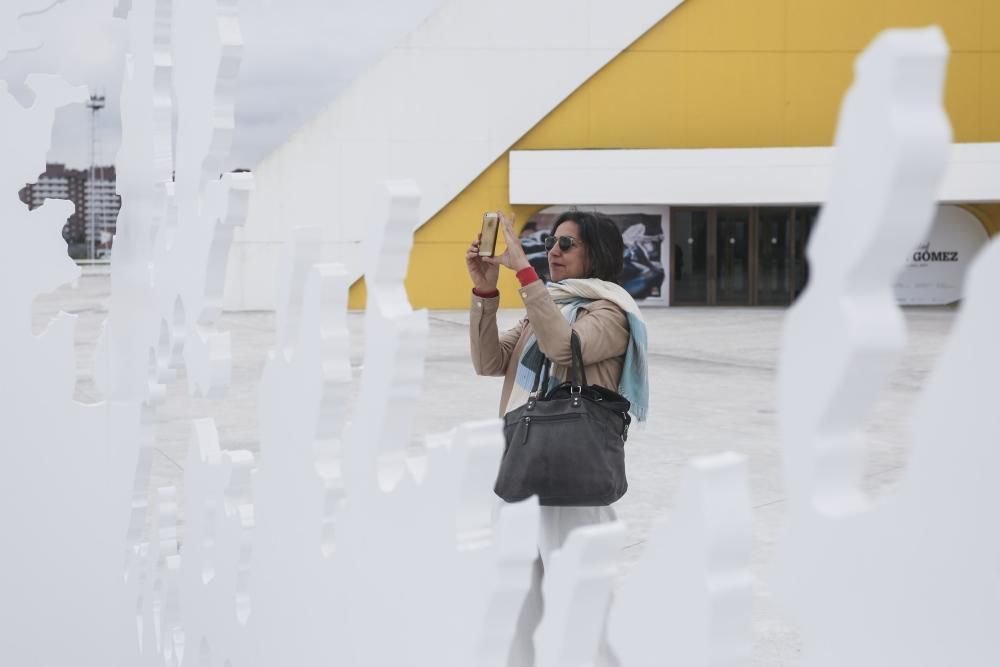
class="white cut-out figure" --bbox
[245,183,542,667]
[607,453,752,667]
[533,521,626,667]
[774,27,1000,667]
[101,0,251,403]
[103,2,253,664]
[330,182,524,665]
[151,485,183,667]
[165,0,251,399]
[129,484,188,667]
[343,179,429,489]
[0,6,150,665]
[179,419,254,667]
[246,226,354,667]
[98,0,165,402]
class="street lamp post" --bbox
[86,94,105,261]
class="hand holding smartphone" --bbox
[479,211,500,258]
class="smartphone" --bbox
[479,212,500,258]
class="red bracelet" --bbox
[516,266,539,286]
[472,287,499,298]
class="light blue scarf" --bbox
[512,279,649,422]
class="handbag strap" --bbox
[530,331,587,397]
[569,331,588,390]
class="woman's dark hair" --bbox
[550,210,624,282]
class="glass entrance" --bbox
[670,209,709,304]
[669,206,817,306]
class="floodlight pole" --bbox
[86,94,106,261]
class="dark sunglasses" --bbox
[544,235,581,252]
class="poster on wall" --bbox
[522,206,669,306]
[894,205,990,305]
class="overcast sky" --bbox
[0,0,443,171]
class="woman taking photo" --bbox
[466,209,648,665]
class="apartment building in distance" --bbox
[19,163,121,260]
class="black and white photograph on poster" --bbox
[894,205,990,305]
[521,206,669,306]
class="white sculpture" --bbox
[100,0,252,403]
[180,419,254,667]
[102,0,254,664]
[245,225,355,667]
[608,453,753,667]
[534,522,626,667]
[0,4,145,665]
[85,0,252,664]
[774,26,1000,667]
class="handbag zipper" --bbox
[520,413,583,446]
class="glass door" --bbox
[670,209,709,305]
[715,209,750,305]
[756,208,793,305]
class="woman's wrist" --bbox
[472,285,499,298]
[515,266,539,286]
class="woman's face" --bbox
[548,221,589,282]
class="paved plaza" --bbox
[33,271,957,665]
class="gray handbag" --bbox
[494,331,631,506]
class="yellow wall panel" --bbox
[785,0,887,52]
[884,0,983,51]
[679,52,730,145]
[945,52,981,142]
[684,52,786,147]
[984,1,1000,52]
[682,0,786,51]
[404,243,482,309]
[782,52,854,145]
[492,153,511,197]
[587,52,687,148]
[981,54,1000,140]
[348,277,366,310]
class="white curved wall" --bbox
[894,205,991,305]
[223,0,689,310]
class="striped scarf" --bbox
[507,279,649,422]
